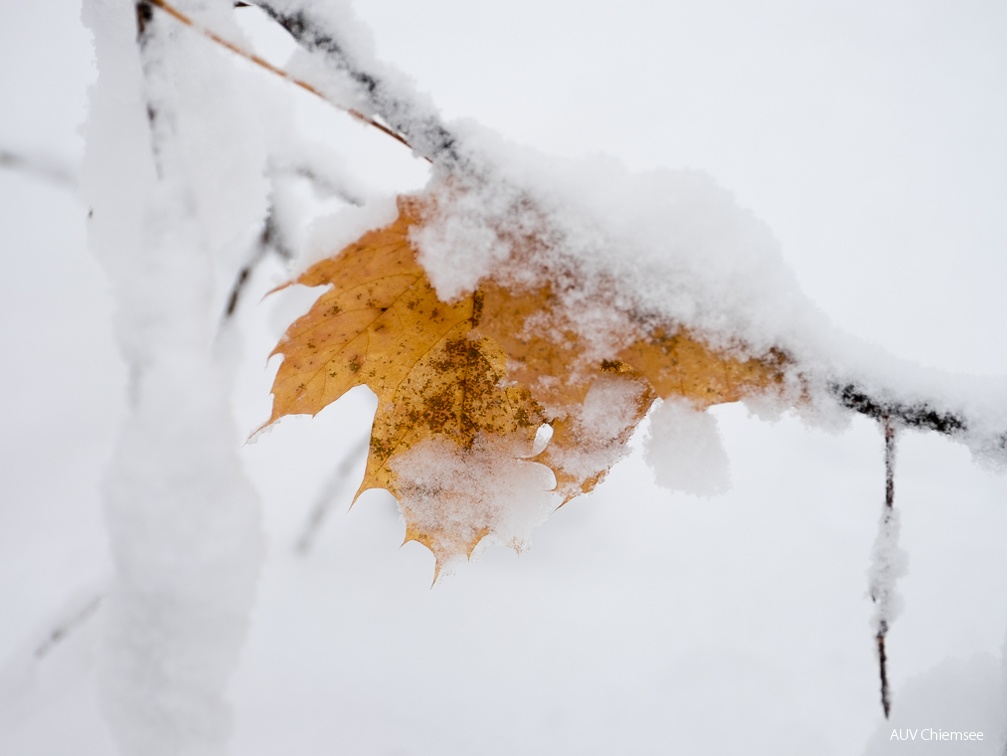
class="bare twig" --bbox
[296,435,368,554]
[267,139,370,208]
[879,415,896,718]
[0,149,78,189]
[285,162,366,207]
[223,212,287,320]
[34,593,104,659]
[222,151,366,320]
[884,417,896,508]
[223,251,260,319]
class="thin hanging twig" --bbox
[871,414,899,718]
[295,435,369,555]
[222,148,367,321]
[34,593,105,659]
[223,209,290,320]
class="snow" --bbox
[79,0,267,753]
[867,460,908,647]
[862,650,1006,754]
[417,135,816,360]
[2,0,1007,754]
[390,435,556,569]
[411,126,1007,464]
[300,195,398,270]
[544,375,650,486]
[645,397,731,496]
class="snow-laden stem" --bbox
[82,1,265,753]
[868,416,904,719]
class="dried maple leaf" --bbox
[266,190,791,573]
[268,197,543,571]
[619,328,788,408]
[265,200,472,422]
[474,272,784,503]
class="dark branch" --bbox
[829,380,1007,462]
[878,416,896,719]
[224,263,254,319]
[136,0,154,39]
[223,212,291,320]
[830,382,967,436]
[289,163,367,207]
[875,620,891,719]
[35,593,104,659]
[222,151,365,321]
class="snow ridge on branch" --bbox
[250,0,461,164]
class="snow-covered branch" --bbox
[210,1,1005,468]
[81,1,266,753]
[250,0,461,165]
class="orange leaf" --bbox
[266,190,792,572]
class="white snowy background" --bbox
[2,1,1006,754]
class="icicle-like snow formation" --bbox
[81,1,266,753]
[644,398,731,496]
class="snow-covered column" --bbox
[81,1,266,754]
